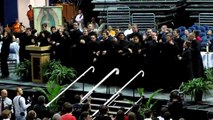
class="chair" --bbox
[200,32,206,38]
[188,27,196,32]
[178,26,186,32]
[203,24,209,31]
[192,24,199,30]
[199,26,206,33]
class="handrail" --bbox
[91,70,145,117]
[81,68,120,102]
[125,97,143,114]
[46,66,95,107]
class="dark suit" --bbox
[0,35,12,77]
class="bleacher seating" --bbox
[92,0,186,30]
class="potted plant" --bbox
[180,77,212,102]
[14,59,31,81]
[33,80,66,112]
[125,88,163,117]
[42,60,77,84]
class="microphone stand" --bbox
[206,41,210,69]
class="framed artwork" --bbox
[33,6,63,33]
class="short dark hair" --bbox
[144,109,152,118]
[80,111,89,120]
[99,105,108,115]
[38,95,45,104]
[42,23,47,28]
[63,102,73,113]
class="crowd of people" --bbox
[0,14,207,89]
[0,88,213,120]
[0,5,212,119]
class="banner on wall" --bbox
[33,6,62,33]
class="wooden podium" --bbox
[26,45,51,83]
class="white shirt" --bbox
[124,29,133,36]
[144,118,152,120]
[13,95,30,117]
[75,14,84,23]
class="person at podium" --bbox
[19,28,35,62]
[37,23,51,47]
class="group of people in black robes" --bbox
[0,22,205,91]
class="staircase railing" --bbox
[81,68,120,102]
[125,97,143,114]
[91,70,145,117]
[46,66,95,107]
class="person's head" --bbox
[151,32,157,40]
[16,87,23,95]
[146,28,153,36]
[51,26,57,33]
[132,35,140,43]
[1,89,8,99]
[73,94,81,103]
[161,25,168,32]
[184,29,190,36]
[183,40,191,49]
[163,111,171,120]
[144,109,153,119]
[132,24,138,33]
[128,112,136,120]
[207,30,212,35]
[28,5,32,10]
[90,34,97,42]
[91,17,96,22]
[63,102,73,113]
[117,32,125,41]
[102,31,109,40]
[81,103,91,112]
[80,111,91,120]
[99,105,109,115]
[83,28,89,36]
[26,28,32,36]
[42,23,48,31]
[2,109,12,119]
[87,24,94,32]
[27,110,37,120]
[170,89,181,101]
[128,24,132,29]
[38,95,46,105]
[73,22,79,30]
[166,33,173,42]
[116,109,125,120]
[52,113,61,120]
[207,111,213,120]
[173,29,180,38]
[160,107,169,117]
[20,25,26,32]
[78,9,82,14]
[188,33,195,41]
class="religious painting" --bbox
[33,6,63,33]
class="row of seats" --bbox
[178,24,213,51]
